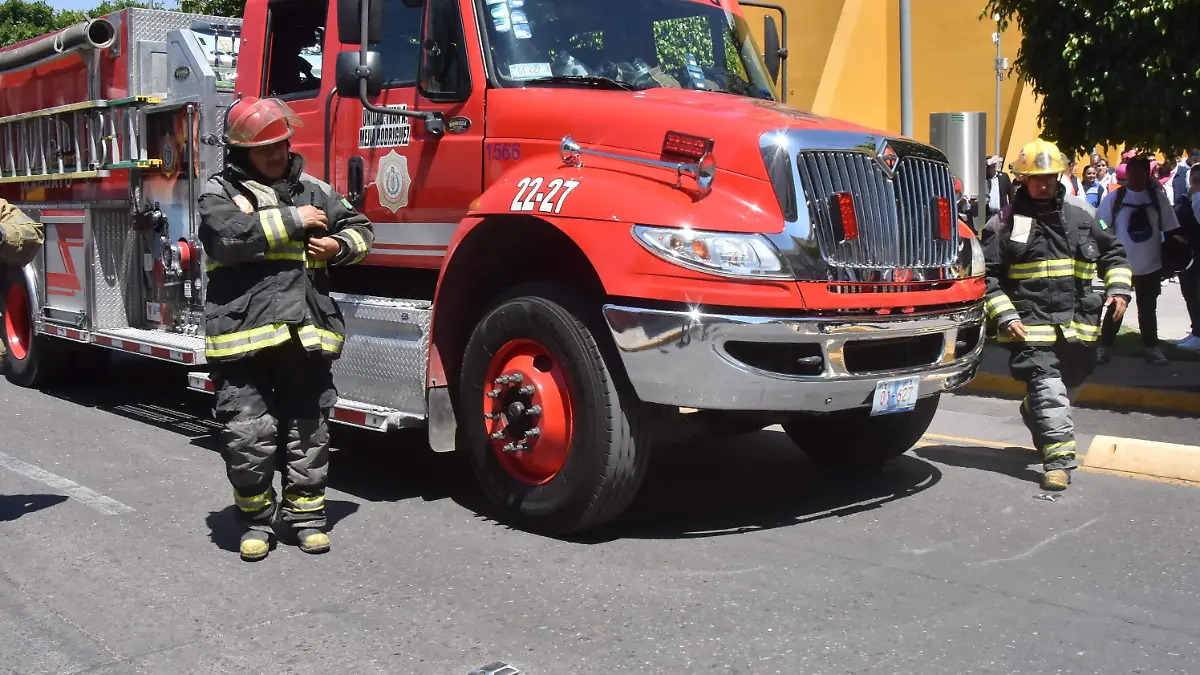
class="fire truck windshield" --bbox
[479,0,777,100]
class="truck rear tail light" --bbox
[662,131,714,160]
[831,192,858,241]
[932,196,952,240]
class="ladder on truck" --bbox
[0,96,162,183]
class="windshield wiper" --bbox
[523,75,636,91]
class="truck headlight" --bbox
[957,233,986,278]
[632,225,791,279]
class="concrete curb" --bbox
[1082,435,1200,486]
[962,372,1200,417]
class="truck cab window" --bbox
[264,0,327,99]
[419,0,471,100]
[373,1,424,86]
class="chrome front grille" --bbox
[794,151,959,269]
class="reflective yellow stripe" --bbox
[296,324,344,354]
[342,229,370,264]
[1007,259,1074,280]
[205,323,292,358]
[259,208,290,249]
[1042,440,1076,461]
[984,293,1017,319]
[1073,260,1097,281]
[234,487,274,513]
[1105,267,1132,287]
[283,492,324,513]
[306,259,327,269]
[1071,321,1101,342]
[996,323,1059,343]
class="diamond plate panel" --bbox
[329,294,432,415]
[97,327,205,351]
[91,209,143,330]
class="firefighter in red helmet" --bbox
[198,96,374,561]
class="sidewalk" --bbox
[963,282,1200,415]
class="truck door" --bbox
[330,0,484,270]
[258,0,334,171]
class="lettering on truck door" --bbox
[331,0,485,270]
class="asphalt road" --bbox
[2,356,1198,675]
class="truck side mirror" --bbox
[763,16,782,83]
[337,0,381,45]
[336,50,382,97]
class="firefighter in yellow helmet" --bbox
[980,139,1132,491]
[0,199,43,370]
[197,97,374,560]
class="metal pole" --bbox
[993,14,1002,157]
[900,0,913,137]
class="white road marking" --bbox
[0,451,135,516]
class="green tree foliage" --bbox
[179,0,243,17]
[986,0,1200,156]
[0,0,241,50]
[0,0,84,47]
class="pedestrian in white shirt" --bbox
[1095,154,1181,365]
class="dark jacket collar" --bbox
[225,152,306,203]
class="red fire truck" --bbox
[0,0,986,534]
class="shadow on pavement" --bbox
[36,356,943,542]
[913,443,1042,486]
[40,355,474,509]
[0,493,69,521]
[205,499,361,553]
[567,429,943,542]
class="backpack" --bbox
[1111,185,1162,243]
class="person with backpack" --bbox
[981,139,1132,491]
[1095,154,1184,365]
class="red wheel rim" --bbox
[4,283,30,362]
[483,338,574,486]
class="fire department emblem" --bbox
[233,194,254,214]
[375,150,411,213]
[876,139,899,176]
[161,137,177,177]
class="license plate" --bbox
[870,376,920,416]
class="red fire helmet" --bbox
[225,96,302,148]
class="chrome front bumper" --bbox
[602,302,985,412]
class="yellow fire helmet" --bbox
[1012,139,1069,176]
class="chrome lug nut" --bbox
[509,373,523,384]
[524,427,541,438]
[518,385,535,396]
[526,405,542,416]
[502,442,517,453]
[485,412,501,421]
[486,388,502,399]
[490,430,506,440]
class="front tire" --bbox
[458,285,650,535]
[782,394,940,468]
[2,272,68,388]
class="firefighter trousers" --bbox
[1007,333,1096,472]
[212,335,338,534]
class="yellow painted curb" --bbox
[1082,435,1200,486]
[963,372,1200,416]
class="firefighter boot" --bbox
[297,528,330,554]
[240,530,271,561]
[1041,469,1071,491]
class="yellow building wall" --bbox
[742,0,1097,168]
